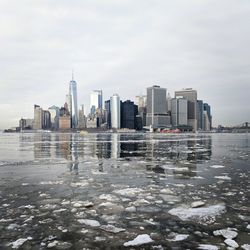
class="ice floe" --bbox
[214,176,231,180]
[100,224,125,233]
[197,244,219,250]
[168,203,226,224]
[113,188,144,197]
[123,234,154,247]
[10,237,32,249]
[224,239,239,248]
[168,233,189,241]
[191,201,205,208]
[77,219,100,227]
[213,228,238,239]
[242,244,250,250]
[210,165,225,169]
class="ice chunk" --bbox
[214,176,231,180]
[99,194,119,202]
[11,237,32,249]
[100,224,125,233]
[168,204,226,224]
[168,233,189,241]
[191,201,205,208]
[124,234,154,247]
[224,239,239,248]
[125,206,136,212]
[213,228,238,239]
[210,165,225,168]
[242,244,250,250]
[77,219,100,227]
[197,244,219,250]
[113,188,143,197]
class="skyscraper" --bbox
[175,88,197,131]
[197,100,204,130]
[110,94,121,129]
[146,85,168,128]
[69,74,78,128]
[90,90,103,114]
[121,100,138,129]
[33,105,43,130]
[48,105,60,130]
[171,97,188,126]
[203,103,212,130]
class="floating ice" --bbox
[53,208,67,213]
[77,219,100,227]
[125,206,136,212]
[99,194,119,202]
[123,234,154,247]
[242,244,250,250]
[213,228,238,239]
[10,237,32,249]
[7,223,19,230]
[224,239,239,248]
[214,176,231,180]
[100,224,125,233]
[191,201,205,208]
[210,165,225,169]
[168,233,189,241]
[113,188,144,197]
[168,204,226,224]
[40,181,63,185]
[70,181,89,187]
[197,244,219,250]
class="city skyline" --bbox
[1,1,250,129]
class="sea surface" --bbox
[0,132,249,249]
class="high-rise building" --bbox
[146,85,168,128]
[78,105,86,129]
[175,88,197,131]
[135,95,147,127]
[90,90,103,114]
[69,74,78,128]
[121,100,138,129]
[19,118,33,130]
[171,97,188,126]
[203,110,211,131]
[203,103,212,130]
[59,103,71,129]
[197,100,204,131]
[48,105,60,130]
[33,105,43,130]
[110,94,121,129]
[42,110,51,129]
[104,100,111,129]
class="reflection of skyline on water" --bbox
[20,133,213,179]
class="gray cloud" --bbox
[0,0,250,129]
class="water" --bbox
[0,132,249,249]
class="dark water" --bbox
[0,132,249,249]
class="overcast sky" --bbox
[0,0,250,129]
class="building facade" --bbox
[175,88,197,131]
[48,105,60,130]
[121,100,138,129]
[33,105,43,130]
[171,97,188,126]
[110,94,121,129]
[90,90,103,114]
[146,85,168,128]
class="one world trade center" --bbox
[69,73,78,128]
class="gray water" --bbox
[0,132,249,249]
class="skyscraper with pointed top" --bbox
[69,72,78,128]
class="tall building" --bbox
[135,95,147,127]
[59,103,71,129]
[78,105,86,129]
[203,103,212,130]
[121,100,138,129]
[110,94,121,129]
[19,118,33,130]
[197,100,204,130]
[175,88,197,131]
[90,90,103,114]
[171,97,188,126]
[146,85,168,128]
[203,110,211,131]
[42,110,51,129]
[69,74,78,128]
[48,105,60,130]
[104,100,111,129]
[33,105,43,130]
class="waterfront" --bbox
[0,132,249,249]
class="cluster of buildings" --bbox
[19,76,212,132]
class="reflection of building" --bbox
[175,88,197,131]
[171,97,188,126]
[69,75,78,128]
[121,100,138,129]
[111,133,120,159]
[146,85,169,128]
[90,90,103,114]
[110,94,121,129]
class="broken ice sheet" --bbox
[123,234,154,247]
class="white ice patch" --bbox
[168,234,189,241]
[191,201,205,208]
[124,234,154,247]
[210,165,225,169]
[77,219,100,227]
[100,224,125,233]
[40,181,63,185]
[113,188,144,197]
[70,181,89,188]
[168,204,226,224]
[99,194,119,202]
[242,244,250,250]
[214,176,231,180]
[11,237,32,249]
[197,244,219,250]
[224,239,239,248]
[213,228,238,239]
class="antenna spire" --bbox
[72,69,74,80]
